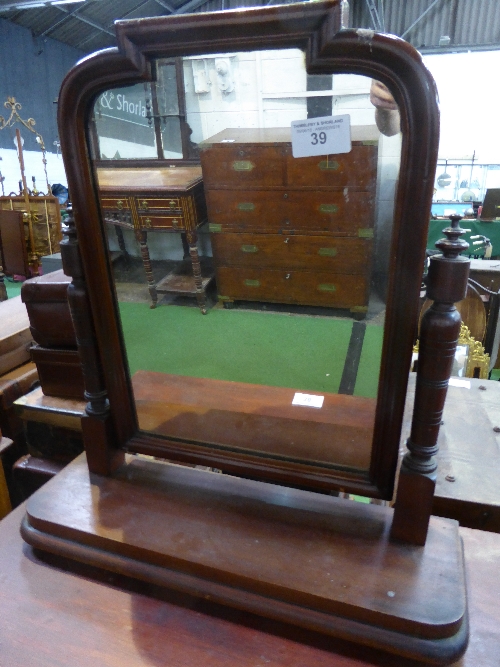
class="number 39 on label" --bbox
[311,131,327,146]
[291,114,351,158]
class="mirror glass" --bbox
[89,48,402,478]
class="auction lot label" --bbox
[291,114,351,158]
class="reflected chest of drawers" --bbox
[199,127,378,314]
[96,166,212,313]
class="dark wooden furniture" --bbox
[404,373,500,532]
[0,502,498,667]
[15,371,500,536]
[21,269,84,400]
[0,362,38,441]
[200,127,377,313]
[12,387,83,499]
[0,296,32,376]
[133,371,374,470]
[97,166,213,313]
[21,269,75,347]
[0,209,29,276]
[0,195,62,276]
[23,453,468,666]
[19,1,475,663]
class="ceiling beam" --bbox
[173,0,213,15]
[39,2,84,38]
[154,0,176,13]
[76,0,169,50]
[401,0,446,39]
[365,0,384,32]
[52,3,115,37]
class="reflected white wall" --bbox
[423,51,500,163]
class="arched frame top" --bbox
[57,0,439,500]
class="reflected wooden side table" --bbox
[97,166,214,313]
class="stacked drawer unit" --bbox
[199,127,378,313]
[97,166,207,233]
[99,190,197,233]
[96,167,211,310]
[21,270,84,400]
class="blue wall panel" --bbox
[0,19,83,152]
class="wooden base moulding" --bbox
[22,453,468,665]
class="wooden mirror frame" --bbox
[57,0,439,500]
[22,4,471,661]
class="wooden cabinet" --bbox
[0,196,62,276]
[200,127,378,313]
[96,166,213,313]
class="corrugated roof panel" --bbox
[51,18,108,46]
[351,0,500,51]
[3,6,62,34]
[454,0,500,47]
[2,0,500,53]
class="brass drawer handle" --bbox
[241,245,258,253]
[319,204,339,214]
[318,247,337,257]
[209,223,222,233]
[140,200,149,211]
[244,279,260,287]
[318,160,340,171]
[358,228,374,238]
[169,200,177,209]
[318,283,336,292]
[144,217,152,227]
[116,200,124,210]
[237,202,255,211]
[232,160,254,171]
[172,219,179,228]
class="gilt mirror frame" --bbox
[57,0,439,501]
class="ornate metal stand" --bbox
[392,215,470,545]
[0,97,58,275]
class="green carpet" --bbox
[354,324,385,398]
[118,303,383,398]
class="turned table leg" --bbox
[186,229,207,315]
[115,225,130,267]
[135,229,158,309]
[180,231,190,260]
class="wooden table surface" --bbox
[0,501,499,667]
[0,295,32,375]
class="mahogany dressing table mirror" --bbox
[21,1,470,663]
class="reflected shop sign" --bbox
[95,83,155,147]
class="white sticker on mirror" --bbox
[292,392,324,408]
[448,378,471,388]
[291,114,351,158]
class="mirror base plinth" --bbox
[22,453,468,665]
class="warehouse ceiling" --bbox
[0,0,499,55]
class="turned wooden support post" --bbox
[60,204,124,475]
[186,229,207,315]
[391,215,470,545]
[135,229,158,309]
